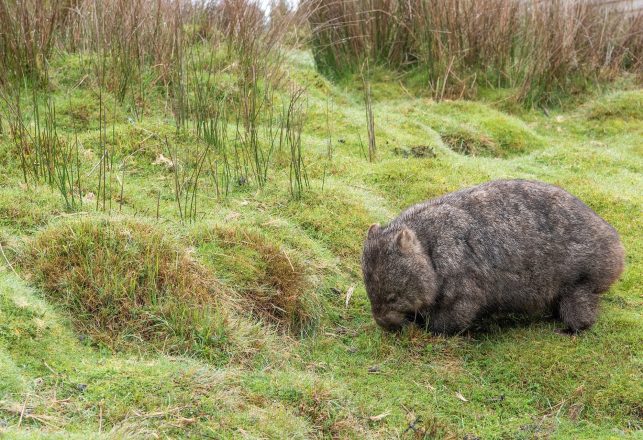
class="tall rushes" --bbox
[285,87,308,199]
[0,0,313,213]
[81,0,184,108]
[306,0,643,105]
[188,42,233,199]
[223,0,289,188]
[1,88,83,210]
[204,111,233,200]
[180,0,308,194]
[515,1,643,105]
[0,0,77,86]
[0,0,73,186]
[411,0,523,98]
[361,62,376,162]
[54,131,83,211]
[165,136,211,224]
[306,0,412,76]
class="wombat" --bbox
[361,179,625,335]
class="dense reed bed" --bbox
[306,0,643,104]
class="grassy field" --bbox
[0,47,641,439]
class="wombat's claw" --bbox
[554,327,577,336]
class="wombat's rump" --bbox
[361,179,625,334]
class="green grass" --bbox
[0,49,641,439]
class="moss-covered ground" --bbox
[0,51,641,438]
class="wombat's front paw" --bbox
[554,327,578,336]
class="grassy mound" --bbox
[566,89,643,138]
[0,273,336,437]
[584,90,643,121]
[192,224,321,335]
[430,101,545,157]
[22,217,243,362]
[366,157,493,210]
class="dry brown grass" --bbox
[0,0,306,107]
[306,0,643,105]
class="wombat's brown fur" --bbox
[361,180,625,334]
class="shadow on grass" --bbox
[405,312,564,338]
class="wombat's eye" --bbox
[385,294,396,303]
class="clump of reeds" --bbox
[1,87,83,211]
[164,135,211,224]
[0,0,314,215]
[361,62,376,162]
[285,86,309,198]
[306,0,643,105]
[0,0,74,87]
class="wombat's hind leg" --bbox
[557,284,600,333]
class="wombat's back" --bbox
[389,179,624,314]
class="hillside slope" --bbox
[0,51,641,439]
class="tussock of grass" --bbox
[21,217,251,362]
[431,101,545,157]
[192,224,321,335]
[584,90,643,121]
[0,273,320,437]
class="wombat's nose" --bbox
[374,313,404,332]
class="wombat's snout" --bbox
[374,311,407,332]
[374,307,428,331]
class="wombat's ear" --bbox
[396,228,418,253]
[367,223,381,239]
